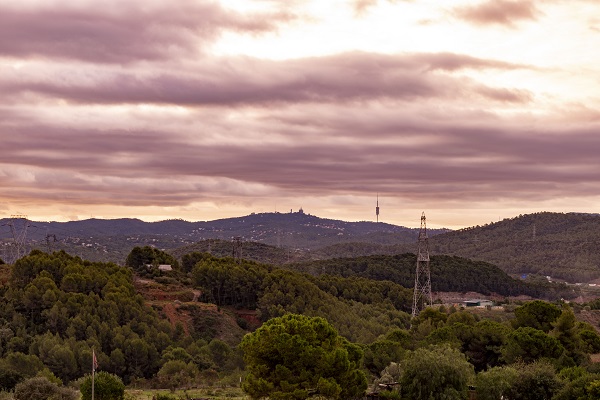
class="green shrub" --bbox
[80,371,125,400]
[13,376,76,400]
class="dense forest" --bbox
[287,253,577,301]
[2,248,600,399]
[429,212,600,283]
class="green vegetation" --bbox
[430,212,600,282]
[13,376,77,400]
[0,251,243,396]
[80,371,125,400]
[126,246,180,272]
[288,253,573,300]
[240,314,367,400]
[397,345,474,400]
[14,212,600,285]
[4,246,600,399]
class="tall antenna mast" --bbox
[412,212,432,317]
[376,194,380,223]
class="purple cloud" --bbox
[1,101,600,208]
[0,2,294,64]
[453,0,539,27]
[1,52,531,106]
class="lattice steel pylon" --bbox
[232,236,243,264]
[6,215,30,264]
[412,212,432,317]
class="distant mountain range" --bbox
[2,211,600,284]
[0,211,448,264]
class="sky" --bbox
[1,0,599,229]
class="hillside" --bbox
[3,211,600,285]
[0,211,448,265]
[301,212,600,284]
[286,253,576,301]
[428,212,600,283]
[3,251,600,397]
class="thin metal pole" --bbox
[92,349,96,400]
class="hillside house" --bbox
[144,264,173,272]
[463,299,494,307]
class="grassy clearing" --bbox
[126,387,247,400]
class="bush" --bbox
[0,392,13,400]
[13,376,77,400]
[154,394,178,400]
[80,371,125,400]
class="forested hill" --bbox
[286,253,574,300]
[306,212,600,284]
[0,212,449,265]
[428,212,600,283]
[5,211,600,284]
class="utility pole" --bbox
[412,212,433,318]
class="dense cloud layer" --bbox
[1,52,532,106]
[0,2,293,63]
[1,0,599,226]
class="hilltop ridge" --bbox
[3,211,600,284]
[0,211,449,264]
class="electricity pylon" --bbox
[412,212,432,317]
[46,234,57,253]
[232,236,243,264]
[6,215,30,264]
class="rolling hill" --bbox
[428,212,600,283]
[2,211,600,285]
[0,211,448,265]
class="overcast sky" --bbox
[1,0,599,228]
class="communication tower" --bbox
[376,194,380,223]
[5,215,30,264]
[411,212,432,317]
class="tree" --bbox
[553,370,600,400]
[510,361,562,400]
[475,366,519,400]
[13,376,77,400]
[125,246,179,272]
[240,314,367,400]
[461,320,510,371]
[552,305,588,366]
[397,344,474,400]
[182,252,209,273]
[363,339,405,376]
[80,371,125,400]
[156,360,199,391]
[512,300,561,333]
[502,327,564,364]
